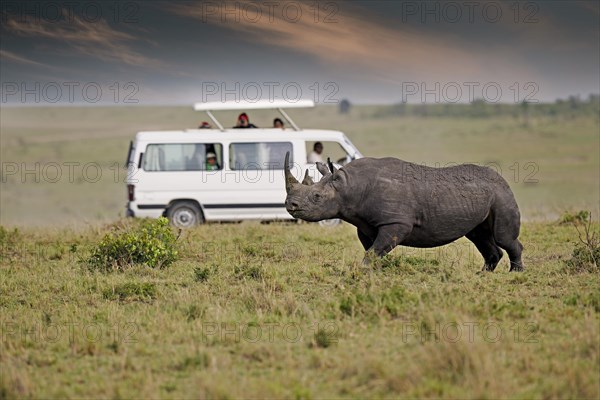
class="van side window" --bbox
[143,143,223,171]
[229,142,292,170]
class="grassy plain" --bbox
[0,105,599,398]
[1,220,598,398]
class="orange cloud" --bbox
[169,1,538,84]
[3,13,165,69]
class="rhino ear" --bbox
[316,162,331,177]
[327,157,338,173]
[302,170,314,185]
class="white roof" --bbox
[193,99,314,111]
[136,129,347,142]
[134,129,364,158]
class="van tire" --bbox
[167,201,204,228]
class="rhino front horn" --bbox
[284,151,298,193]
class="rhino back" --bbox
[339,158,511,240]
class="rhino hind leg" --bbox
[490,203,524,272]
[496,237,524,272]
[466,223,503,272]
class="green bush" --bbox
[559,210,591,225]
[559,210,600,273]
[565,242,599,273]
[564,212,599,273]
[87,217,179,272]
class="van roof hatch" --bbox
[193,99,314,132]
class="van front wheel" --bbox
[167,201,203,228]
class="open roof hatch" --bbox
[193,99,315,132]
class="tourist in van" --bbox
[234,113,257,129]
[273,118,284,129]
[198,121,211,129]
[307,142,324,163]
[205,152,220,170]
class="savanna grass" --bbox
[1,220,598,398]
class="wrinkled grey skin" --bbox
[284,152,523,271]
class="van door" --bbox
[134,142,225,214]
[206,140,297,220]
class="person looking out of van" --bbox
[273,118,284,129]
[199,121,211,129]
[205,152,220,170]
[307,142,324,163]
[234,113,257,128]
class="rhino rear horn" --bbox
[302,170,314,185]
[284,151,299,193]
[316,162,331,177]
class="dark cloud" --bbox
[0,0,598,104]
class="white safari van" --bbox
[126,100,363,228]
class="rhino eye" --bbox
[312,193,322,203]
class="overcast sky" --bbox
[1,0,598,105]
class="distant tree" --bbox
[339,99,351,114]
[414,104,428,117]
[394,102,406,116]
[521,100,530,126]
[470,98,488,117]
[568,95,581,110]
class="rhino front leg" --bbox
[357,228,375,251]
[363,223,412,263]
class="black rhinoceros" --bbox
[283,152,523,271]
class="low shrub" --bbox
[312,326,338,348]
[234,264,263,280]
[564,212,599,273]
[86,217,179,272]
[565,242,599,273]
[102,282,157,302]
[0,226,22,263]
[193,266,211,282]
[0,226,20,246]
[559,210,591,225]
